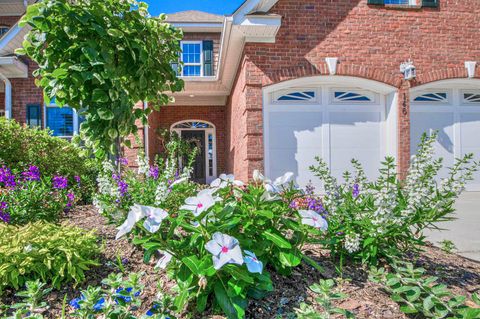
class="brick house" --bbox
[1,0,479,189]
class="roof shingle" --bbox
[165,10,224,23]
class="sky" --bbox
[144,0,246,15]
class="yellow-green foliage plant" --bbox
[0,222,100,293]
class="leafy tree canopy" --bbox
[17,0,184,158]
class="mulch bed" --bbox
[1,206,479,318]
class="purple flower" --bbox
[0,166,16,188]
[352,183,360,198]
[66,192,75,208]
[22,165,40,181]
[112,174,129,197]
[0,202,10,223]
[149,165,159,180]
[74,175,81,184]
[117,157,129,166]
[52,176,68,189]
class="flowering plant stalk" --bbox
[94,135,198,225]
[116,171,327,318]
[310,132,479,266]
[0,165,78,225]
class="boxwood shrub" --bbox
[0,221,100,293]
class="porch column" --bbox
[0,72,12,119]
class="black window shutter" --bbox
[26,104,41,128]
[367,0,384,4]
[422,0,438,7]
[203,40,214,76]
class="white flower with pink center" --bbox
[180,189,217,217]
[299,210,328,231]
[210,174,244,190]
[244,250,263,274]
[116,204,146,240]
[143,207,169,233]
[205,232,244,270]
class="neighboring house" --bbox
[1,0,479,189]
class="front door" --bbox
[181,130,206,184]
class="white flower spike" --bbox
[244,250,263,274]
[205,232,244,270]
[299,210,328,231]
[155,251,173,269]
[180,189,217,217]
[115,204,146,240]
[143,207,169,233]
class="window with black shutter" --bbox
[26,104,41,128]
[203,40,214,77]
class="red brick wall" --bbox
[147,104,227,175]
[10,59,44,125]
[0,16,20,28]
[228,0,480,178]
[182,33,221,76]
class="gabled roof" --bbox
[165,10,224,23]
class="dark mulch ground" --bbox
[1,206,479,318]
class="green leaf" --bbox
[262,231,291,249]
[279,251,301,267]
[399,305,418,314]
[107,29,124,37]
[224,265,254,284]
[472,292,480,306]
[255,210,273,219]
[92,89,109,103]
[214,281,246,319]
[181,256,202,276]
[97,108,114,120]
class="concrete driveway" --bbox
[425,192,480,261]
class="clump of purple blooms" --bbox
[52,175,68,189]
[117,157,129,166]
[0,202,10,223]
[74,175,81,184]
[290,183,328,218]
[112,174,129,197]
[149,165,160,180]
[66,192,75,208]
[0,166,16,188]
[352,183,360,198]
[22,165,41,181]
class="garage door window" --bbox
[413,92,448,103]
[463,93,480,104]
[333,91,373,102]
[273,89,317,103]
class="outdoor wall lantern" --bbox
[400,60,416,80]
[465,61,477,78]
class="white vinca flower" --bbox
[210,174,244,190]
[205,232,244,270]
[299,210,328,231]
[244,250,263,274]
[155,251,173,269]
[265,172,295,194]
[143,207,169,233]
[116,205,168,239]
[115,204,146,240]
[180,189,218,217]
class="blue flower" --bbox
[115,287,140,303]
[93,298,106,312]
[69,297,83,309]
[244,250,263,274]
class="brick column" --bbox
[397,81,411,180]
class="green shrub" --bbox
[0,222,100,293]
[0,118,97,202]
[309,132,479,266]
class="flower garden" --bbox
[0,118,479,319]
[1,0,479,318]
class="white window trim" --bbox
[329,88,377,105]
[43,101,80,139]
[271,88,319,104]
[170,120,217,183]
[180,41,204,77]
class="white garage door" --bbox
[264,82,393,189]
[411,88,480,191]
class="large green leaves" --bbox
[214,281,247,319]
[18,0,184,157]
